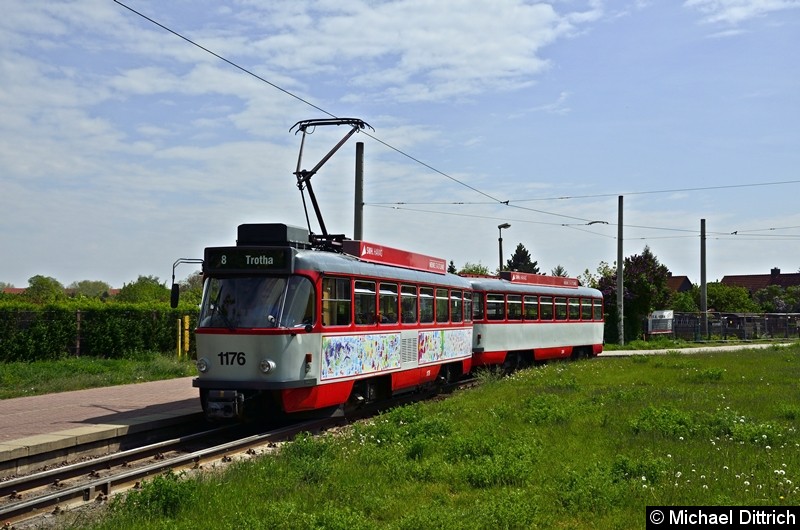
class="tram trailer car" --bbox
[469,272,604,372]
[192,223,476,420]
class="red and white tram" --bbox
[186,223,604,421]
[469,272,604,371]
[192,223,475,420]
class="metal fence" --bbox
[648,312,800,342]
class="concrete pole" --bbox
[700,218,708,339]
[617,195,624,345]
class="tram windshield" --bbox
[198,276,314,329]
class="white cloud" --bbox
[684,0,800,25]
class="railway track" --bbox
[0,376,480,528]
[0,417,345,527]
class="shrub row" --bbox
[0,302,198,361]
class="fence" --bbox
[649,312,800,342]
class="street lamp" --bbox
[498,223,511,272]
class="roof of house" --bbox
[721,268,800,292]
[666,275,693,292]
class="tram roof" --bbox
[294,248,472,289]
[467,276,602,298]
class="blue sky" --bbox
[1,0,799,289]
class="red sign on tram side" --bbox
[500,271,579,288]
[342,241,447,275]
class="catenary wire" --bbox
[113,1,799,243]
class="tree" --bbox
[68,280,113,299]
[753,285,800,313]
[505,243,539,274]
[22,275,66,304]
[178,271,204,307]
[578,261,613,289]
[447,260,457,274]
[116,275,170,303]
[707,283,761,313]
[598,246,671,343]
[550,265,568,277]
[669,289,699,312]
[459,262,491,275]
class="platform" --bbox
[0,377,202,476]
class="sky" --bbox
[1,0,799,289]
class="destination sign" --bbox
[204,247,292,273]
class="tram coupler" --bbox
[206,390,244,420]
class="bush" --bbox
[0,301,198,361]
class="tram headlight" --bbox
[259,359,276,374]
[196,358,210,373]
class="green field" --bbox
[66,343,800,530]
[0,352,195,399]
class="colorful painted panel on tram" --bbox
[321,334,402,380]
[418,329,472,364]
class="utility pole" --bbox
[700,219,708,339]
[354,142,364,240]
[617,196,624,345]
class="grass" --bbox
[67,343,800,530]
[0,352,196,398]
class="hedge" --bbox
[0,302,198,362]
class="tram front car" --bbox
[192,224,320,421]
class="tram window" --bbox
[436,288,449,323]
[463,292,473,323]
[472,292,485,320]
[540,296,553,320]
[322,277,351,326]
[355,280,377,325]
[524,295,539,320]
[581,298,593,320]
[593,299,603,321]
[379,283,398,323]
[569,298,580,320]
[419,287,434,323]
[400,284,418,324]
[450,290,463,323]
[281,276,315,327]
[487,293,505,321]
[507,294,522,320]
[555,297,568,321]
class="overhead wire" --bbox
[113,1,799,244]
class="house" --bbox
[666,274,693,293]
[721,268,800,293]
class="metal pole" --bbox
[617,196,624,345]
[354,142,364,240]
[498,223,510,272]
[498,232,503,272]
